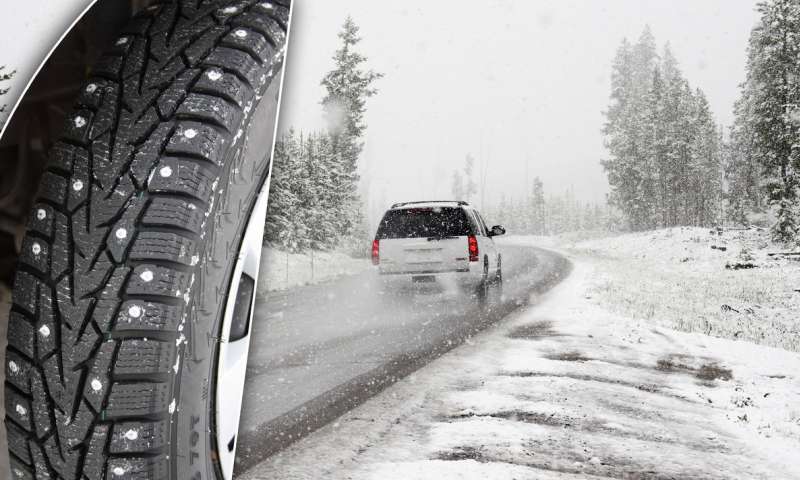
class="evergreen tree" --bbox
[302,133,339,250]
[603,28,662,230]
[450,155,479,202]
[690,92,723,226]
[494,195,511,231]
[484,177,609,237]
[647,63,667,227]
[602,27,724,231]
[631,27,660,229]
[531,177,546,234]
[265,17,382,253]
[602,37,639,228]
[451,171,464,200]
[725,86,763,224]
[732,0,800,242]
[265,130,305,252]
[320,16,383,238]
[463,155,478,202]
[0,65,15,115]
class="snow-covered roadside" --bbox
[562,227,800,352]
[256,247,370,295]
[241,258,800,480]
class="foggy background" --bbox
[0,0,764,229]
[279,0,760,227]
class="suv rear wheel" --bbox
[475,259,490,303]
[495,254,503,294]
[4,1,289,479]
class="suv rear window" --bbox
[376,207,474,239]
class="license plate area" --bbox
[411,275,436,283]
[405,248,443,264]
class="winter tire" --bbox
[4,1,289,479]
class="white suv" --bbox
[372,201,505,295]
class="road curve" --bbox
[233,244,571,473]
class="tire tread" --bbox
[4,1,289,478]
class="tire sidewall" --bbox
[174,69,283,480]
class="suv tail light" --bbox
[372,239,380,265]
[468,235,479,262]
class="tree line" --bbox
[448,156,612,236]
[484,178,612,236]
[726,0,800,243]
[265,17,381,252]
[602,27,724,233]
[606,2,800,245]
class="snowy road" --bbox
[233,243,571,472]
[240,253,800,480]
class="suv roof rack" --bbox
[390,200,469,209]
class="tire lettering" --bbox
[190,414,201,469]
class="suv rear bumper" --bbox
[376,263,484,289]
[378,268,470,275]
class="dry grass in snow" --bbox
[564,227,800,352]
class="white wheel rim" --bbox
[215,177,271,479]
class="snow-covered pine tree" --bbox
[733,0,800,242]
[724,86,763,225]
[546,193,564,234]
[602,29,660,231]
[499,196,511,230]
[320,16,383,240]
[463,155,478,203]
[531,177,546,235]
[265,130,305,252]
[292,131,315,251]
[647,62,668,228]
[631,27,660,230]
[0,65,15,115]
[603,28,724,231]
[668,76,695,226]
[659,45,686,227]
[602,38,635,229]
[517,196,529,233]
[689,91,724,226]
[300,132,338,250]
[491,195,510,232]
[451,171,464,200]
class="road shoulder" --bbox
[257,247,370,294]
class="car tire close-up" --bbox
[4,1,289,479]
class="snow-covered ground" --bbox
[563,227,800,353]
[242,237,800,479]
[256,247,370,295]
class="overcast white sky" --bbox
[280,0,760,222]
[0,1,762,222]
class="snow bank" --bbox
[560,227,800,353]
[256,247,370,294]
[241,262,800,479]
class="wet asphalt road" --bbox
[234,243,571,473]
